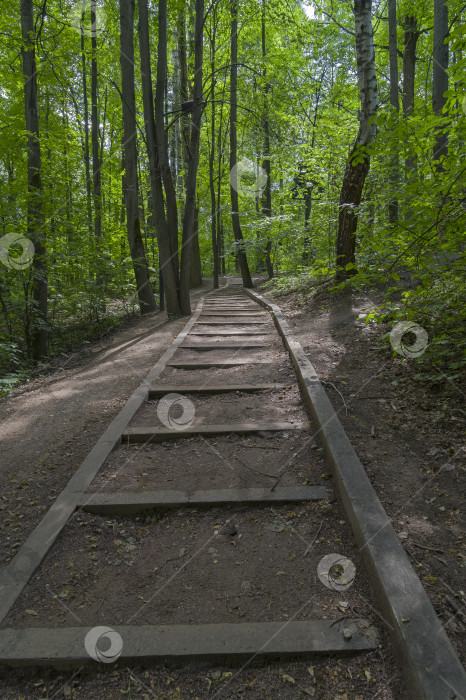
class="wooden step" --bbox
[195,320,268,326]
[79,486,329,514]
[0,620,377,668]
[123,422,305,443]
[180,343,268,350]
[167,359,272,369]
[203,304,255,308]
[189,330,266,335]
[199,312,266,317]
[149,384,287,397]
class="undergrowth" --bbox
[259,266,466,388]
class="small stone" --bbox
[343,628,352,640]
[221,522,237,536]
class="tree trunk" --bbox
[190,206,203,287]
[433,0,449,167]
[261,0,273,279]
[155,0,179,282]
[335,0,378,281]
[402,15,419,174]
[302,193,312,263]
[21,0,47,360]
[230,0,254,288]
[119,0,156,314]
[80,23,93,238]
[209,8,219,289]
[138,0,180,315]
[179,0,205,314]
[388,0,399,224]
[91,2,105,308]
[178,3,190,190]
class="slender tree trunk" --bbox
[335,0,378,280]
[81,23,93,239]
[216,92,227,281]
[91,2,105,309]
[209,9,219,289]
[179,0,205,313]
[21,0,47,359]
[302,193,312,263]
[261,0,273,279]
[119,0,156,314]
[178,3,190,189]
[433,0,449,167]
[388,0,399,224]
[138,0,180,315]
[402,15,419,174]
[190,205,203,287]
[177,1,202,289]
[230,0,253,288]
[155,0,180,282]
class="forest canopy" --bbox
[0,0,465,392]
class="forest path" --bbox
[0,284,403,699]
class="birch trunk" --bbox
[335,0,378,281]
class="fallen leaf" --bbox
[282,674,295,684]
[364,669,372,683]
[25,609,38,616]
[307,665,314,677]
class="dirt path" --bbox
[0,285,408,699]
[267,285,465,668]
[0,285,214,569]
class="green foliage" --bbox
[0,0,464,396]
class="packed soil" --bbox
[1,278,460,699]
[262,282,465,667]
[4,502,374,629]
[88,431,326,494]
